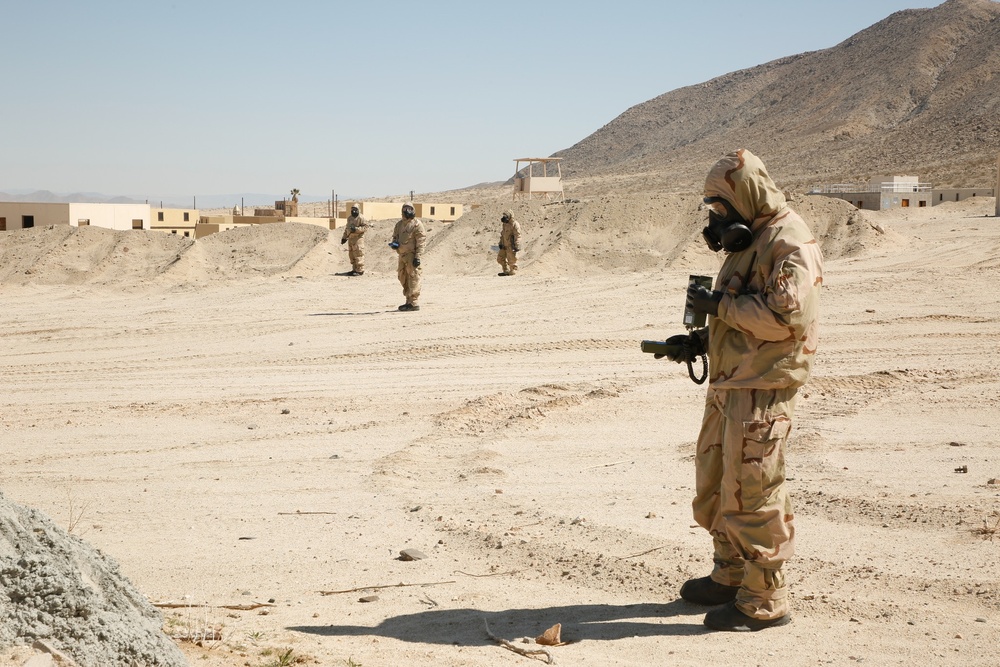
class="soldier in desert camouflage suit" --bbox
[341,204,370,276]
[661,149,823,631]
[390,203,426,311]
[496,209,522,276]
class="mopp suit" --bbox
[391,205,426,310]
[497,209,522,276]
[341,206,370,275]
[684,149,823,628]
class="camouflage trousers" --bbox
[348,239,365,273]
[497,247,517,274]
[692,386,798,619]
[397,253,422,306]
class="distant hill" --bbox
[555,0,1000,192]
[0,190,147,205]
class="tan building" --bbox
[996,154,1000,217]
[341,201,463,222]
[0,202,150,231]
[813,175,994,211]
[412,202,462,221]
[931,187,994,206]
[150,207,199,237]
[194,214,336,239]
[810,176,932,210]
[194,216,253,238]
[275,199,299,217]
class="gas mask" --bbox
[351,207,359,217]
[402,205,415,220]
[501,214,510,224]
[702,197,753,253]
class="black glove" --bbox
[687,284,723,317]
[413,257,421,268]
[499,243,505,250]
[341,237,347,245]
[513,245,520,253]
[653,334,693,362]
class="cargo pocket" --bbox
[739,418,791,510]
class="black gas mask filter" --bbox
[702,197,753,253]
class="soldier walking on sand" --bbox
[341,204,370,276]
[655,149,823,631]
[496,209,522,276]
[390,203,426,311]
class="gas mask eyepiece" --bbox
[702,197,753,253]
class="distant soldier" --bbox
[390,203,426,311]
[497,209,522,276]
[341,204,370,276]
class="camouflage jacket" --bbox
[499,219,522,250]
[701,149,824,390]
[341,214,369,242]
[391,217,426,258]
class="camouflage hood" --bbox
[704,149,787,232]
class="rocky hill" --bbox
[554,0,1000,193]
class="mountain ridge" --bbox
[554,0,1000,192]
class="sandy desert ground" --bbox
[1,194,999,666]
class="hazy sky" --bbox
[1,0,941,201]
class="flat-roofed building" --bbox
[194,217,253,238]
[341,202,409,221]
[150,207,199,238]
[340,201,463,222]
[412,202,462,221]
[931,187,995,205]
[193,214,336,238]
[0,202,150,231]
[809,176,931,210]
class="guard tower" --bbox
[513,157,564,201]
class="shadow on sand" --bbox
[308,310,398,317]
[289,601,708,646]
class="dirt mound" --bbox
[0,223,331,287]
[0,491,187,666]
[429,193,885,277]
[0,225,191,287]
[165,222,330,282]
[0,198,884,286]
